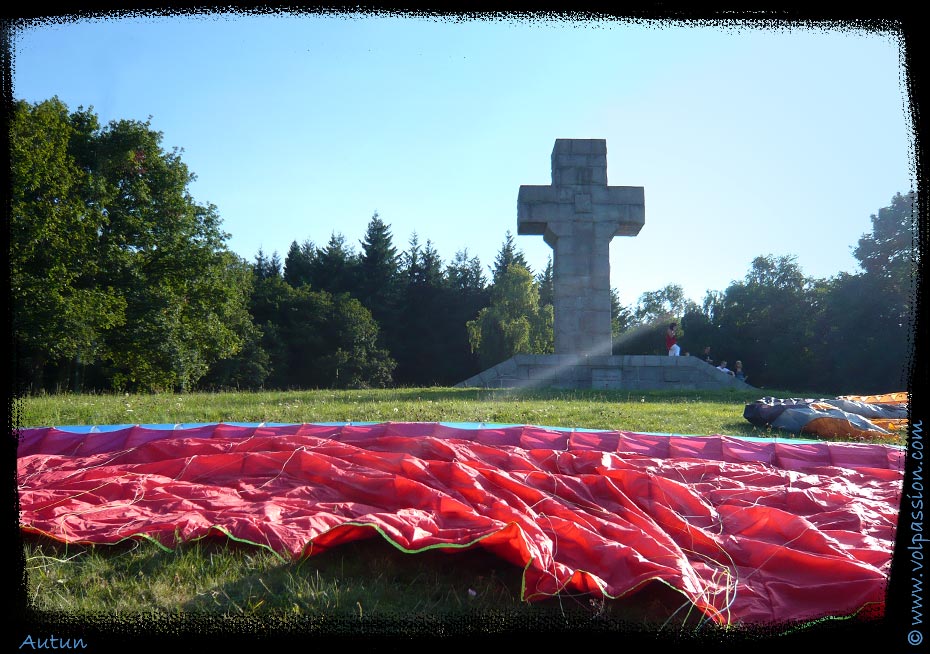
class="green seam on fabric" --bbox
[120,533,174,553]
[520,555,532,602]
[299,520,540,604]
[41,526,292,562]
[770,602,878,637]
[206,524,289,563]
[303,520,520,556]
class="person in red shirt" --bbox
[666,322,680,356]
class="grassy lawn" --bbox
[16,386,801,436]
[16,387,902,640]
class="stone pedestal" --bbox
[455,355,753,391]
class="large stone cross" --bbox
[518,139,645,357]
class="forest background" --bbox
[11,98,918,397]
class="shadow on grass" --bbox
[23,531,706,637]
[175,536,708,634]
[24,528,885,646]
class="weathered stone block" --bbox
[499,359,518,374]
[574,194,593,213]
[663,369,682,382]
[525,366,543,380]
[556,154,594,169]
[639,367,660,381]
[592,368,622,382]
[553,139,601,155]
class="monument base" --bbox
[455,354,752,391]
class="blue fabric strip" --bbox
[17,420,868,446]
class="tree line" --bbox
[610,190,917,394]
[12,98,917,395]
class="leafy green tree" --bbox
[809,192,917,393]
[744,253,807,290]
[92,116,251,391]
[12,98,252,392]
[851,191,918,343]
[853,191,918,283]
[11,98,126,391]
[700,290,726,325]
[814,271,913,393]
[614,284,700,357]
[466,264,553,369]
[319,293,396,389]
[239,254,394,389]
[275,285,394,389]
[615,197,915,392]
[633,283,695,324]
[713,255,818,390]
[203,332,271,390]
[201,255,270,389]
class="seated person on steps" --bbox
[733,360,747,382]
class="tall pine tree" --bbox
[491,230,531,284]
[357,211,400,324]
[309,232,359,296]
[283,239,316,288]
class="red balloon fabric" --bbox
[17,422,903,625]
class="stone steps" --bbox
[455,354,752,391]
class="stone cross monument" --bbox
[518,139,645,358]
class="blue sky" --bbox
[11,12,914,307]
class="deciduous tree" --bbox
[466,264,553,369]
[11,98,253,392]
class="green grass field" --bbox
[17,387,901,638]
[17,386,796,436]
